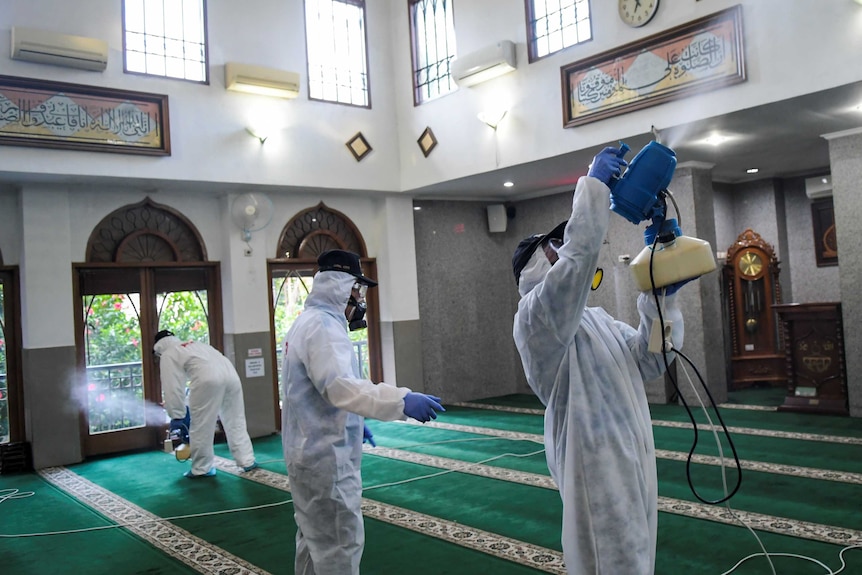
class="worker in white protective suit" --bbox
[154,330,258,478]
[282,249,445,575]
[512,146,686,575]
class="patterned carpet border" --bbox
[367,436,862,547]
[451,402,862,445]
[453,401,781,413]
[38,467,270,575]
[215,457,566,574]
[407,419,862,485]
[718,403,778,412]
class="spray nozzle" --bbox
[609,141,677,225]
[617,142,631,158]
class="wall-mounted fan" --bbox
[230,193,274,244]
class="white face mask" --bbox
[518,249,552,297]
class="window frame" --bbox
[303,0,372,109]
[408,0,458,107]
[121,0,210,85]
[524,0,593,64]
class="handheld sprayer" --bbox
[609,141,717,290]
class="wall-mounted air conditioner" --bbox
[805,174,832,200]
[225,62,300,99]
[11,27,108,71]
[451,41,517,88]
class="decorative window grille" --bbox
[305,0,370,107]
[410,0,457,105]
[526,0,591,62]
[123,0,208,82]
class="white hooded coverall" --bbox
[155,336,256,475]
[282,271,411,575]
[513,176,684,575]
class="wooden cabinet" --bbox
[723,229,785,389]
[774,303,848,415]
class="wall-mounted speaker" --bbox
[487,204,507,233]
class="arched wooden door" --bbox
[268,203,381,429]
[74,198,223,457]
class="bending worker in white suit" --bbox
[282,249,444,575]
[512,147,686,574]
[154,330,257,478]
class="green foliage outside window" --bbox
[83,291,208,433]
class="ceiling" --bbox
[409,80,862,201]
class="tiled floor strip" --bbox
[38,467,269,575]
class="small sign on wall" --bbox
[245,357,265,378]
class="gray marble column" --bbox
[823,127,862,417]
[668,162,727,405]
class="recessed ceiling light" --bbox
[821,177,829,184]
[704,134,729,146]
[503,181,514,187]
[746,168,759,174]
[413,206,422,211]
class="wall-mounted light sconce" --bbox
[477,109,508,130]
[225,62,300,99]
[246,127,269,144]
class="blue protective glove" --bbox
[403,392,445,423]
[363,424,376,447]
[653,277,693,296]
[169,406,191,444]
[587,146,628,187]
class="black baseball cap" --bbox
[512,221,566,284]
[317,249,378,287]
[154,329,175,345]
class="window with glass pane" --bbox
[305,0,370,107]
[526,0,591,62]
[410,0,457,105]
[82,293,146,434]
[123,0,208,82]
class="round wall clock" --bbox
[618,0,659,28]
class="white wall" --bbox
[390,0,862,192]
[0,0,401,192]
[0,187,20,265]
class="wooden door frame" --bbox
[267,258,382,431]
[73,261,223,457]
[0,266,24,443]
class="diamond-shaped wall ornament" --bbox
[417,127,437,157]
[346,132,372,162]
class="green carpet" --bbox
[4,392,862,574]
[726,386,787,406]
[68,446,559,574]
[0,471,200,575]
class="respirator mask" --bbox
[346,282,369,331]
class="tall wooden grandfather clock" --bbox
[723,229,785,389]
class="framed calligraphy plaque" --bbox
[0,75,170,155]
[561,5,745,128]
